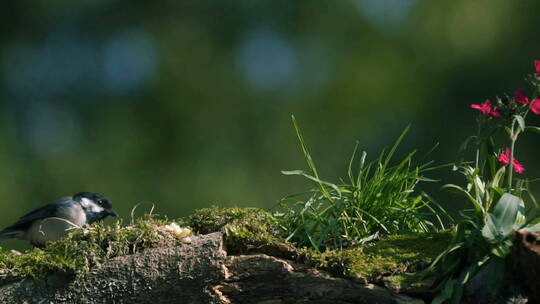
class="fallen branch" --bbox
[0,232,424,304]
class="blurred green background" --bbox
[1,0,540,246]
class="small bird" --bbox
[0,192,118,247]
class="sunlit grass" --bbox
[277,116,451,251]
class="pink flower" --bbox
[515,88,529,104]
[471,99,500,118]
[531,98,540,115]
[514,160,525,174]
[498,148,510,164]
[535,60,540,74]
[498,148,525,174]
[471,100,493,116]
[489,106,500,118]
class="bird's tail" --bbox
[0,228,23,241]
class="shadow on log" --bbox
[0,233,424,304]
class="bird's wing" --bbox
[6,197,76,230]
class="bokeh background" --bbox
[1,1,540,248]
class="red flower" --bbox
[489,106,500,118]
[531,98,540,115]
[515,88,529,104]
[498,148,510,164]
[471,99,493,116]
[471,99,500,118]
[514,160,525,174]
[535,60,540,74]
[498,148,525,174]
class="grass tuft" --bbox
[278,116,451,251]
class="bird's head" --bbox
[73,192,118,223]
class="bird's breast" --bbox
[56,203,88,227]
[26,217,82,246]
[26,203,87,246]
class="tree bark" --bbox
[0,232,424,304]
[510,229,540,303]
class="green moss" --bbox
[0,215,189,281]
[184,206,284,254]
[305,231,452,282]
[184,207,451,288]
[0,206,451,290]
[0,207,280,282]
[383,272,436,293]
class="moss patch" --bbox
[185,207,452,290]
[0,215,189,281]
[183,206,284,254]
[305,232,452,283]
[0,207,280,282]
[0,206,451,291]
[383,272,437,294]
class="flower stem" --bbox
[508,120,517,192]
[475,149,480,169]
[475,118,482,169]
[508,140,515,191]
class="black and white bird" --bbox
[0,192,118,247]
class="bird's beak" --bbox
[108,209,119,217]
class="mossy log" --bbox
[0,232,425,304]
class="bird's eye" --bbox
[97,199,104,205]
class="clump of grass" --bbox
[184,206,284,254]
[0,215,188,281]
[278,116,451,251]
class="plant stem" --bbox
[475,148,480,169]
[508,140,515,191]
[508,122,516,192]
[475,118,482,169]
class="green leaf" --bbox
[424,241,464,273]
[281,170,305,176]
[481,193,521,242]
[485,140,497,178]
[443,183,485,216]
[453,136,476,171]
[347,142,360,186]
[525,126,540,134]
[473,175,485,198]
[515,115,526,132]
[504,127,512,137]
[432,279,455,304]
[491,239,512,257]
[489,166,506,189]
[514,203,527,230]
[382,124,410,170]
[291,115,334,202]
[482,216,498,242]
[525,218,540,232]
[281,170,341,198]
[492,193,521,228]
